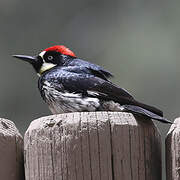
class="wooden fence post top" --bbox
[167,118,180,136]
[166,117,180,180]
[26,111,155,133]
[0,118,22,137]
[24,112,161,180]
[0,118,24,180]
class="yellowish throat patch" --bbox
[39,62,56,75]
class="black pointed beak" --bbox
[12,55,37,64]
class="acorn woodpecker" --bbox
[13,45,171,123]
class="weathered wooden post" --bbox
[166,117,180,180]
[24,112,161,180]
[0,118,24,180]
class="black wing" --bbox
[46,66,133,99]
[44,66,171,123]
[64,58,113,80]
[89,80,164,117]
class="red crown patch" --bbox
[44,45,76,57]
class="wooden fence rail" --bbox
[0,112,164,180]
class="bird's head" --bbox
[13,45,76,75]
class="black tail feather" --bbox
[122,105,172,124]
[135,101,163,117]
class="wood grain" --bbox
[24,112,161,180]
[0,118,24,180]
[166,117,180,180]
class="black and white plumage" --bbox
[13,45,172,124]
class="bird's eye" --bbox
[48,56,53,60]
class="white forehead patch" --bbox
[39,51,46,59]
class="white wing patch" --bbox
[61,92,82,98]
[87,90,100,96]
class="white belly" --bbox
[42,82,100,114]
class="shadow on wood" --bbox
[24,112,161,180]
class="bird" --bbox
[13,45,171,124]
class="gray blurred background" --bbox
[0,0,179,178]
